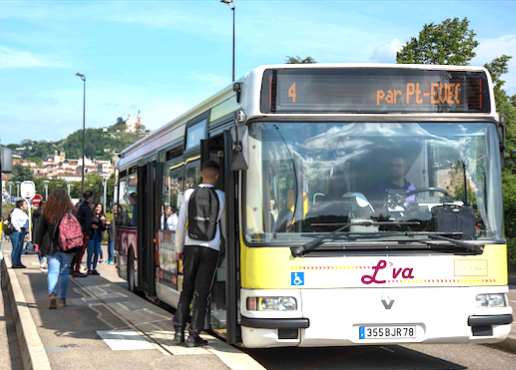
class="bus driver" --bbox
[371,155,417,206]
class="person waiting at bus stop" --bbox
[70,190,93,277]
[10,199,29,268]
[173,160,225,347]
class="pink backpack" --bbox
[58,212,83,252]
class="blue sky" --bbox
[2,0,516,146]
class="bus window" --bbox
[245,122,502,243]
[161,161,183,231]
[185,160,201,190]
[119,172,137,227]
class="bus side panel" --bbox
[116,228,138,281]
[240,244,508,289]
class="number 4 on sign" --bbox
[289,83,296,103]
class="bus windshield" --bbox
[244,121,502,245]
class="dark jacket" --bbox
[77,201,92,237]
[90,214,106,239]
[107,221,113,243]
[35,212,78,256]
[31,208,43,243]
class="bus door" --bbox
[137,160,158,297]
[201,130,240,344]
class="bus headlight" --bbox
[476,293,507,308]
[247,297,297,311]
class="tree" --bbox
[510,94,516,108]
[396,17,478,65]
[10,164,34,182]
[484,56,516,271]
[116,117,125,125]
[26,157,43,166]
[285,55,317,64]
[484,55,513,107]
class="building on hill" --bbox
[13,158,39,168]
[50,173,82,182]
[46,151,66,164]
[125,111,142,132]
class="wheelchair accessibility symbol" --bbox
[291,272,304,286]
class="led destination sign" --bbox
[261,68,490,114]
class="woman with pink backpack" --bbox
[35,189,82,309]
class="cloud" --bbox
[370,38,403,63]
[472,35,516,95]
[103,102,123,109]
[0,46,64,69]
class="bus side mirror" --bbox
[230,125,249,171]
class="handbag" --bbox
[2,218,14,236]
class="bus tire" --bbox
[127,250,136,293]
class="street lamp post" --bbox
[42,180,50,199]
[7,182,13,201]
[66,181,72,196]
[220,0,236,82]
[15,181,21,198]
[102,176,109,213]
[76,72,86,195]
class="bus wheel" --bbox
[127,251,136,293]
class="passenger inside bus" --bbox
[323,171,349,202]
[113,203,130,227]
[371,154,418,209]
[129,192,137,226]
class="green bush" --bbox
[508,238,516,273]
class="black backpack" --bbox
[188,187,220,241]
[2,211,14,236]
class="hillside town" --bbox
[14,151,113,182]
[1,111,147,198]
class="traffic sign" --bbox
[32,194,43,208]
[21,181,36,200]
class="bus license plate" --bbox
[359,326,416,339]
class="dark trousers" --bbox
[173,245,219,336]
[70,236,89,273]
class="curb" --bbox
[2,256,52,370]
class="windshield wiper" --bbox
[291,221,420,257]
[405,231,484,254]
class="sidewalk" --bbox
[1,241,264,370]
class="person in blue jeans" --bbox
[35,189,79,309]
[87,203,106,275]
[10,199,29,268]
[32,200,47,268]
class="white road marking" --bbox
[97,330,155,351]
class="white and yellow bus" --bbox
[115,64,513,348]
